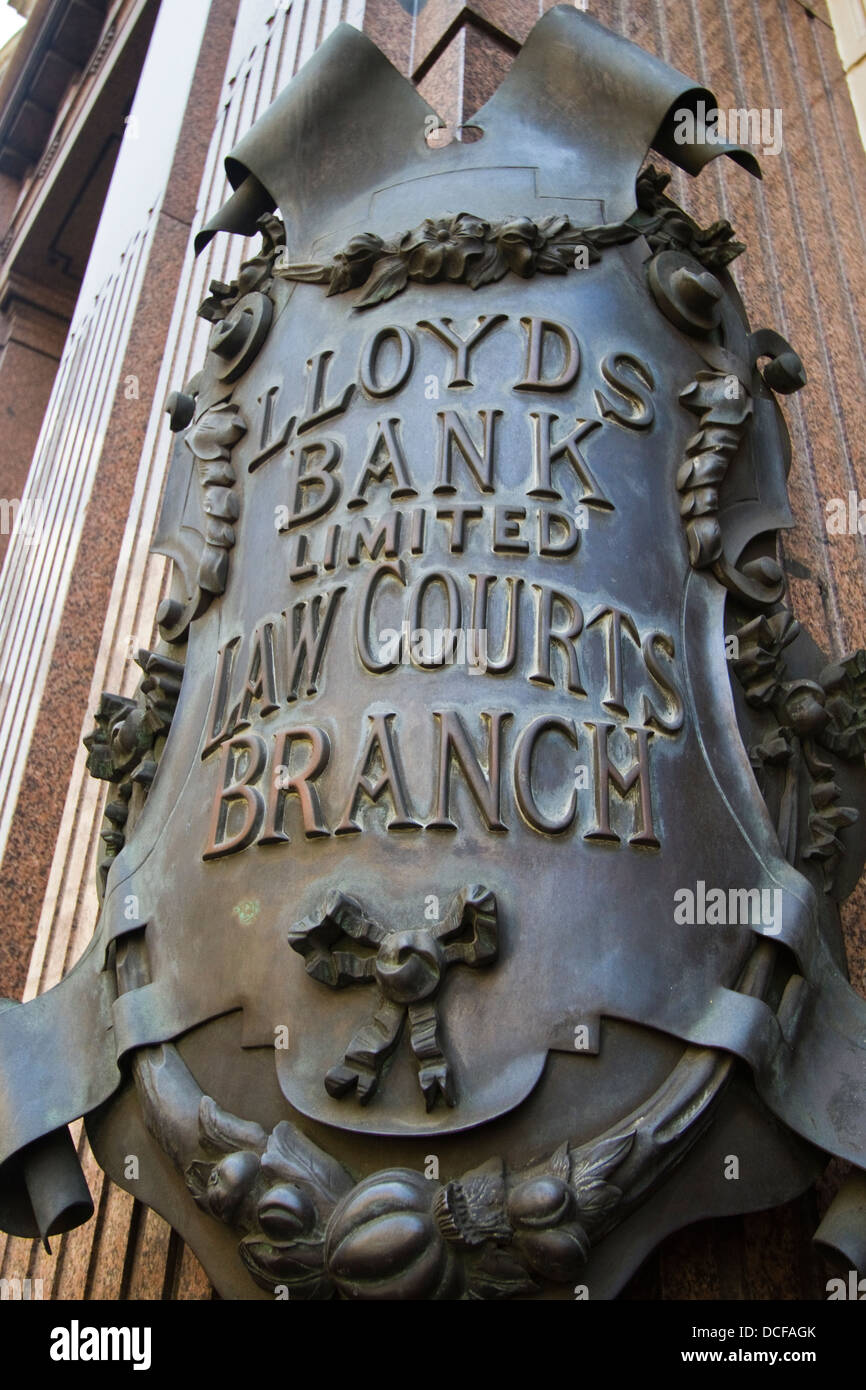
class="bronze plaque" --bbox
[2,8,866,1301]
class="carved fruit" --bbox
[508,1177,589,1283]
[199,1150,260,1222]
[515,1224,590,1281]
[257,1183,317,1240]
[325,1170,461,1299]
[507,1176,576,1228]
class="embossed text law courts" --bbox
[2,8,866,1300]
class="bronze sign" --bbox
[2,7,866,1300]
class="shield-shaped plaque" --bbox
[3,7,866,1301]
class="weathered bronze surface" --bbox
[2,7,866,1299]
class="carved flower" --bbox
[328,232,385,296]
[496,218,543,276]
[401,214,489,281]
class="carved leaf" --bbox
[636,165,672,203]
[584,220,640,249]
[357,255,409,307]
[693,221,744,267]
[198,1095,267,1156]
[277,261,330,284]
[328,262,357,296]
[570,1130,635,1187]
[197,278,236,323]
[535,242,574,274]
[261,1120,352,1203]
[465,241,506,289]
[573,1179,623,1221]
[549,1141,571,1184]
[239,1235,329,1299]
[256,212,286,255]
[535,214,571,241]
[466,1246,538,1300]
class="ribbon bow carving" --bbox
[288,885,498,1111]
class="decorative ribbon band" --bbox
[288,885,498,1111]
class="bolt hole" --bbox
[425,123,485,148]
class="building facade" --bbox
[1,0,865,1299]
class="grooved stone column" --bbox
[0,285,68,567]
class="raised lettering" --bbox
[336,713,421,831]
[514,716,579,833]
[529,585,587,696]
[203,734,267,858]
[284,587,344,699]
[584,722,658,847]
[297,349,354,434]
[640,630,684,734]
[433,409,501,495]
[355,562,405,673]
[235,622,280,729]
[528,414,608,507]
[348,417,416,507]
[593,352,655,430]
[417,314,507,388]
[516,317,580,392]
[469,574,521,674]
[282,438,342,530]
[429,710,511,831]
[359,325,415,399]
[263,726,331,841]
